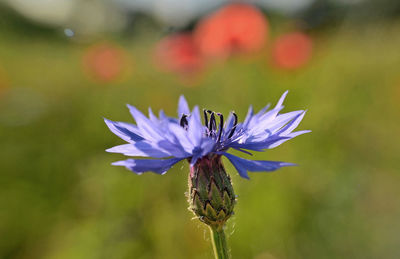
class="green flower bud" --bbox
[188,154,236,230]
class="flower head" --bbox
[105,91,309,179]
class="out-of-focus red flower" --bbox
[272,32,313,69]
[154,33,203,74]
[83,43,127,82]
[194,3,268,59]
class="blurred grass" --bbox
[1,21,400,259]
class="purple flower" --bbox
[105,91,310,179]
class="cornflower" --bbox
[105,91,309,258]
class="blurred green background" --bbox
[1,1,400,258]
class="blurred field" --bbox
[1,14,400,259]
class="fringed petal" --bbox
[223,153,295,179]
[112,157,183,175]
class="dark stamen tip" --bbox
[203,109,209,128]
[209,112,216,133]
[180,114,188,128]
[232,112,238,125]
[227,111,238,139]
[216,113,224,142]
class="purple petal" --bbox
[254,103,271,118]
[167,123,194,153]
[106,142,171,158]
[157,140,191,158]
[242,105,254,129]
[104,118,144,142]
[229,135,291,151]
[112,157,183,175]
[255,106,285,129]
[159,110,167,120]
[187,106,203,146]
[263,110,304,134]
[190,138,216,166]
[148,107,158,123]
[276,111,307,136]
[268,130,311,148]
[275,90,288,109]
[222,112,235,135]
[178,95,190,117]
[253,91,288,127]
[233,148,253,156]
[159,109,179,125]
[127,104,164,141]
[243,110,303,142]
[223,153,295,179]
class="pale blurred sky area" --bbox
[3,0,365,32]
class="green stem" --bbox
[210,226,229,259]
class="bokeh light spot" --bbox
[82,43,128,83]
[64,28,74,38]
[194,3,269,59]
[272,32,313,69]
[154,33,203,74]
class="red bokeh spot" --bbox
[272,32,313,69]
[154,33,203,74]
[194,3,268,59]
[83,43,127,82]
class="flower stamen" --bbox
[203,109,209,129]
[208,111,216,135]
[203,110,238,141]
[180,114,189,129]
[227,112,238,139]
[217,113,223,142]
